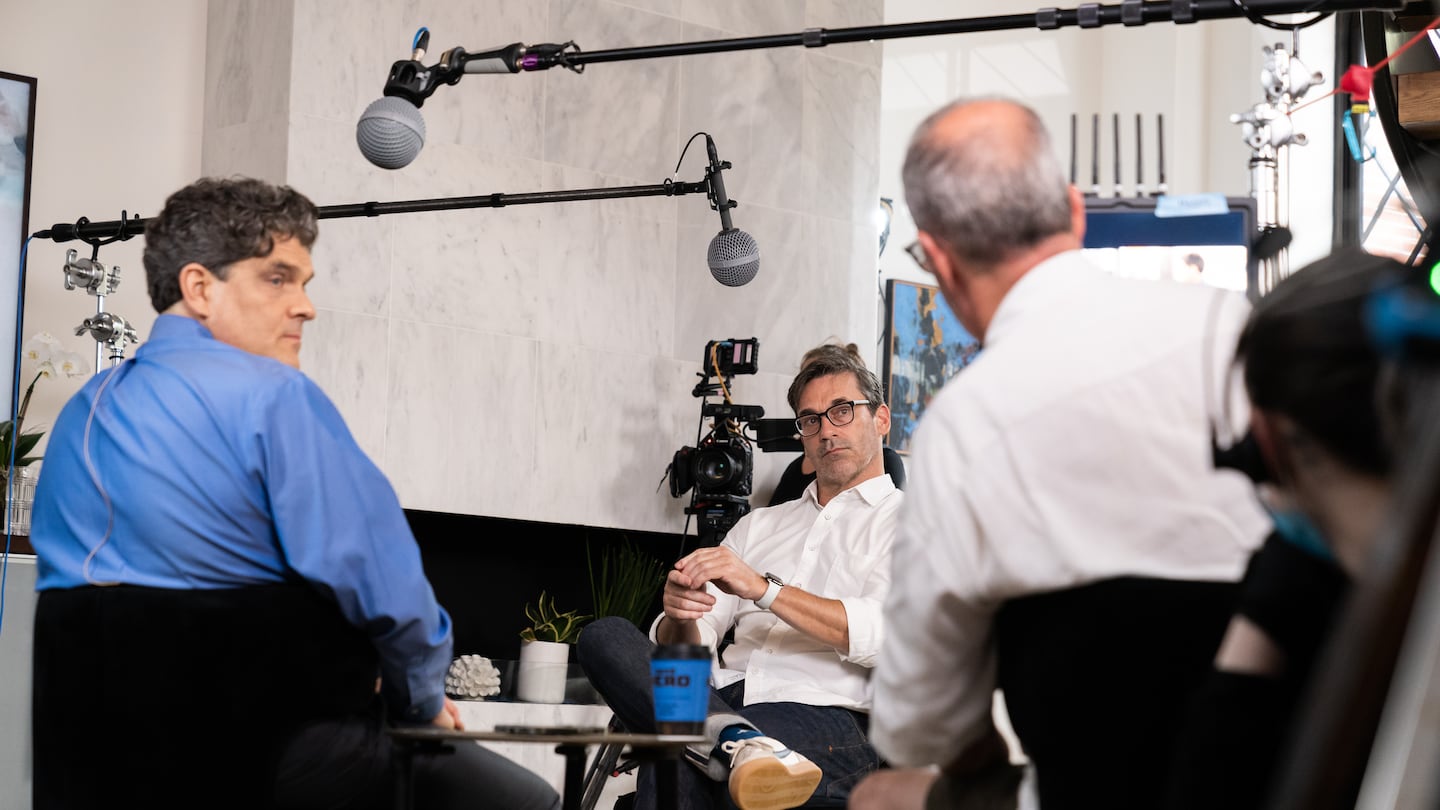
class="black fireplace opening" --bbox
[406,509,685,662]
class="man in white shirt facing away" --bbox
[852,98,1269,810]
[578,344,902,810]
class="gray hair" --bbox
[902,97,1072,267]
[786,343,884,415]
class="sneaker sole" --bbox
[728,755,823,810]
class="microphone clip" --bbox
[707,161,736,215]
[381,43,528,107]
[703,135,737,216]
[381,58,451,107]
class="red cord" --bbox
[1290,86,1342,115]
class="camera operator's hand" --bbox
[675,546,767,602]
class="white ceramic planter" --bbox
[517,639,570,704]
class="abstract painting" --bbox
[883,279,980,454]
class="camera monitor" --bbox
[703,338,758,377]
[1082,196,1258,299]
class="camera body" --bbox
[669,339,776,546]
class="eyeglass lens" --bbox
[797,402,858,437]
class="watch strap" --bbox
[755,573,784,610]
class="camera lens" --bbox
[695,448,739,487]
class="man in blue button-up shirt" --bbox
[30,177,558,810]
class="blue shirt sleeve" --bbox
[259,374,451,724]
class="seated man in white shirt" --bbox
[578,344,902,810]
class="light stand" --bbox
[1231,42,1326,292]
[61,248,139,370]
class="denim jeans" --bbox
[577,617,880,810]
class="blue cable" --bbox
[1,234,34,638]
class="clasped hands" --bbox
[663,546,767,622]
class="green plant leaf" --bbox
[15,430,43,458]
[0,421,44,469]
[519,589,592,644]
[588,537,667,630]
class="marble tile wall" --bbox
[201,0,294,182]
[202,0,884,532]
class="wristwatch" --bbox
[755,572,785,611]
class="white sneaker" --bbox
[722,736,823,810]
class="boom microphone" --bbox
[356,33,528,170]
[357,96,427,170]
[704,136,760,287]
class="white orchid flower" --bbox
[21,332,60,365]
[33,359,57,379]
[57,351,89,378]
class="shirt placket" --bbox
[748,496,845,696]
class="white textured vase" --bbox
[4,465,36,536]
[517,640,570,704]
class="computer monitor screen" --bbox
[1083,196,1257,298]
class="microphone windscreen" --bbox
[356,96,426,169]
[708,229,760,287]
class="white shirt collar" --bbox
[802,472,898,508]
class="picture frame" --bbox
[1,70,37,423]
[883,279,980,454]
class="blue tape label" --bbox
[1155,193,1230,218]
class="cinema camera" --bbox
[668,338,799,546]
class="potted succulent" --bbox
[516,591,590,703]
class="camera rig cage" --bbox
[667,338,799,547]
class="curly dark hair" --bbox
[142,177,319,312]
